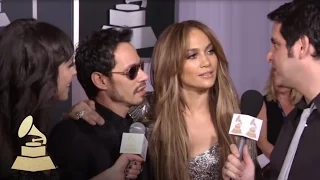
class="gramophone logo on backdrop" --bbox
[0,0,38,27]
[11,115,56,172]
[0,0,10,27]
[102,0,157,49]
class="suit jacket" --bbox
[47,102,150,180]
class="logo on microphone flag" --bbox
[229,113,263,141]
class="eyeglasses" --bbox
[111,62,144,80]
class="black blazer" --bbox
[268,95,320,180]
[47,102,151,180]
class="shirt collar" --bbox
[296,93,320,112]
[295,97,308,110]
[311,93,320,113]
[95,101,133,129]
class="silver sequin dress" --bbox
[189,144,222,180]
[129,93,223,180]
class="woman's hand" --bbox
[63,100,105,126]
[91,154,144,180]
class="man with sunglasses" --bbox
[47,28,149,180]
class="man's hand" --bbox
[222,144,255,180]
[91,154,144,180]
[63,100,105,125]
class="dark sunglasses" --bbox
[112,62,144,80]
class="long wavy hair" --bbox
[265,69,302,104]
[149,20,252,180]
[0,18,74,177]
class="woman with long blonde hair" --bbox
[149,20,256,180]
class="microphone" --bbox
[120,122,148,160]
[129,122,146,134]
[237,90,264,160]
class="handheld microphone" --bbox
[120,122,148,160]
[237,90,264,160]
[129,122,146,134]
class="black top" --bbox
[257,96,286,155]
[268,93,320,180]
[264,96,286,146]
[0,171,60,180]
[47,102,149,180]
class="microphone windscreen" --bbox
[240,90,264,117]
[129,122,146,134]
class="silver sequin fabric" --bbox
[189,144,221,180]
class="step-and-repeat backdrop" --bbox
[72,0,175,105]
[0,0,175,130]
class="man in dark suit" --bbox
[222,1,320,180]
[47,27,149,180]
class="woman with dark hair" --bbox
[0,18,142,180]
[0,18,75,180]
